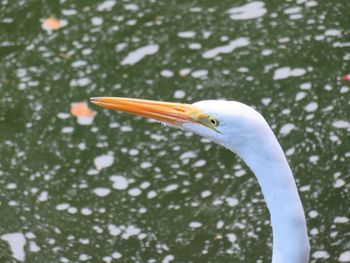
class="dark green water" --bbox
[1,0,349,262]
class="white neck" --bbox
[226,128,310,263]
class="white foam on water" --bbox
[188,43,202,50]
[69,77,91,87]
[261,97,272,105]
[173,90,186,99]
[235,169,246,177]
[295,91,307,101]
[334,179,345,188]
[201,190,211,198]
[189,221,202,228]
[124,3,138,11]
[192,159,206,167]
[177,31,196,38]
[334,216,349,224]
[94,154,114,169]
[122,225,141,238]
[202,37,250,59]
[112,251,122,259]
[226,233,237,243]
[227,1,267,20]
[121,44,159,65]
[1,233,26,261]
[56,203,70,210]
[128,187,142,196]
[284,6,302,15]
[147,190,157,199]
[332,120,350,129]
[162,255,175,263]
[280,123,295,135]
[77,116,95,125]
[81,207,93,216]
[191,69,208,79]
[110,175,129,190]
[37,191,48,202]
[97,0,116,11]
[29,241,40,252]
[164,184,178,192]
[179,68,191,76]
[62,126,74,133]
[339,251,350,262]
[57,112,70,119]
[180,151,197,160]
[312,250,329,259]
[93,187,111,197]
[140,181,151,189]
[108,224,121,236]
[308,210,318,218]
[79,254,91,261]
[273,67,306,80]
[304,102,318,112]
[140,161,152,169]
[325,29,341,37]
[160,69,174,77]
[6,183,17,189]
[226,197,239,207]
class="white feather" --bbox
[183,100,310,263]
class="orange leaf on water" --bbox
[42,17,61,30]
[70,102,96,117]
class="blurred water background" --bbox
[1,0,350,262]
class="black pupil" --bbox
[210,119,216,125]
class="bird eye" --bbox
[197,115,220,131]
[209,117,219,126]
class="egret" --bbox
[90,97,310,263]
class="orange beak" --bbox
[90,97,203,125]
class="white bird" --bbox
[90,97,310,263]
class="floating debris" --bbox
[42,17,61,31]
[70,101,96,125]
[341,74,350,81]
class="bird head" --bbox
[90,97,268,153]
